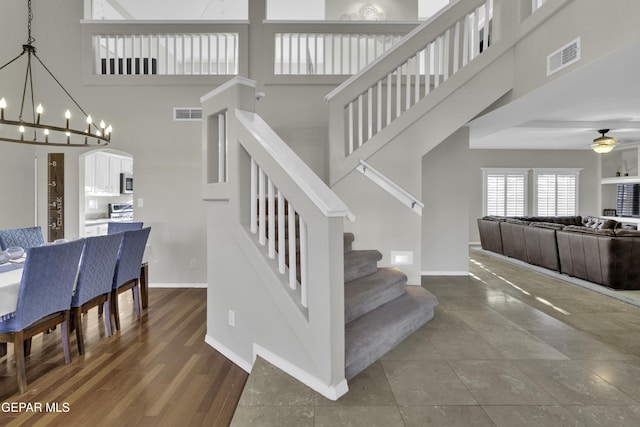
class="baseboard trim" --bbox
[204,334,252,373]
[149,282,207,288]
[253,344,349,401]
[421,271,469,276]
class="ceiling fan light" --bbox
[591,142,615,154]
[591,129,617,154]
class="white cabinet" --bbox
[85,152,133,196]
[84,223,108,237]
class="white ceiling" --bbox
[467,37,640,151]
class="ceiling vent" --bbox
[547,38,580,76]
[173,108,203,121]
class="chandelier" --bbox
[591,129,616,154]
[0,0,112,147]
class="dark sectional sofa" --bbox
[477,215,640,290]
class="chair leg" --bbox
[103,299,113,337]
[132,284,141,319]
[14,332,27,394]
[74,307,85,356]
[61,315,71,364]
[112,290,121,331]
[98,304,103,317]
[1,343,6,357]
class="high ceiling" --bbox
[467,37,640,151]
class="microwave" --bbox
[120,173,133,194]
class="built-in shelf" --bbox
[601,176,640,185]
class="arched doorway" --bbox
[79,149,134,237]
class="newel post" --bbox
[201,77,257,201]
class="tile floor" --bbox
[231,250,640,427]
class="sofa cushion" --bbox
[582,216,619,230]
[529,222,566,230]
[614,229,640,237]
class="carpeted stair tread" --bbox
[344,250,383,282]
[345,286,438,379]
[344,268,407,323]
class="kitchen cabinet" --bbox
[85,152,133,196]
[84,223,108,237]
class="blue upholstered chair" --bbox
[0,239,84,393]
[110,227,151,331]
[0,226,45,250]
[107,221,143,234]
[72,234,122,355]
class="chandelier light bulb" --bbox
[106,124,112,135]
[0,98,6,109]
[19,125,25,133]
[86,114,92,133]
[44,128,49,142]
[99,120,106,130]
[36,103,43,124]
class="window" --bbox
[482,169,529,216]
[533,169,581,216]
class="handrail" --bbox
[236,110,355,222]
[356,160,424,215]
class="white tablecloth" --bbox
[0,266,23,321]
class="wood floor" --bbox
[0,288,248,427]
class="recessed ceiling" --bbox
[467,37,640,151]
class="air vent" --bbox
[173,108,203,121]
[547,38,580,76]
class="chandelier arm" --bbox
[19,54,33,122]
[31,52,90,118]
[0,51,27,73]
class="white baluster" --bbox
[250,159,258,234]
[443,29,450,81]
[218,113,226,182]
[268,179,276,258]
[258,167,266,246]
[396,67,401,118]
[348,102,354,154]
[405,58,411,110]
[367,87,373,141]
[414,54,420,103]
[278,191,286,273]
[434,37,441,88]
[386,73,392,125]
[288,203,297,290]
[483,0,491,51]
[425,44,431,95]
[377,80,382,133]
[473,7,480,59]
[453,21,461,74]
[358,94,363,148]
[463,14,470,66]
[299,216,308,308]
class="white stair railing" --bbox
[326,0,494,157]
[202,77,353,399]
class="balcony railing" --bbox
[93,32,239,75]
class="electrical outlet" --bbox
[228,310,235,327]
[189,259,196,269]
[137,198,144,207]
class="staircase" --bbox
[343,232,438,379]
